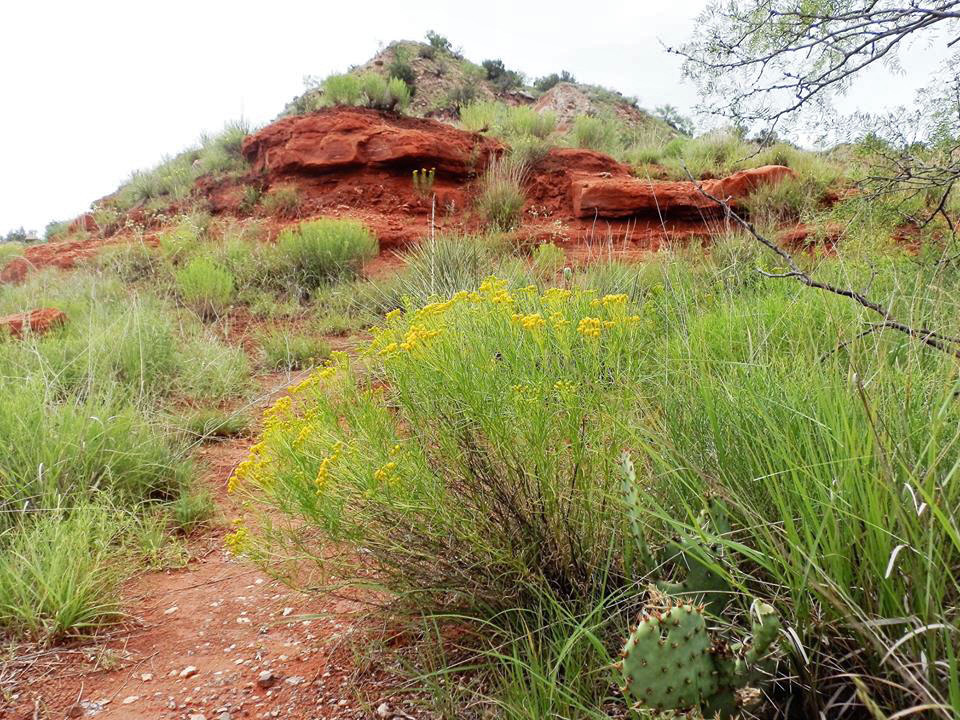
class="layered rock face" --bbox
[1,308,67,338]
[571,165,794,219]
[242,107,503,178]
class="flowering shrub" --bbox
[228,278,660,609]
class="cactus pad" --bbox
[620,603,717,713]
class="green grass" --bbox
[233,237,960,716]
[272,218,378,293]
[112,122,250,212]
[476,157,528,231]
[0,267,252,641]
[256,329,331,371]
[175,256,236,318]
[260,185,301,218]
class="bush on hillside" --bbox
[533,70,576,93]
[272,218,377,292]
[175,256,236,318]
[477,156,529,231]
[321,73,411,112]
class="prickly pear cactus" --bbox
[620,603,716,713]
[620,600,782,718]
[618,451,655,572]
[657,498,732,614]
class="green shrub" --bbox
[175,256,236,318]
[387,46,417,90]
[272,219,377,292]
[44,219,71,241]
[321,73,411,112]
[261,185,301,218]
[425,30,453,54]
[232,250,960,715]
[0,241,24,267]
[531,242,566,279]
[533,70,576,93]
[322,73,362,106]
[257,329,331,370]
[476,156,528,231]
[359,74,411,112]
[239,185,262,214]
[569,114,622,155]
[460,101,556,142]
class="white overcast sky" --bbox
[0,0,950,234]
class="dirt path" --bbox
[4,364,415,720]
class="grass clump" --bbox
[175,256,236,318]
[476,156,529,231]
[257,329,330,371]
[321,73,411,112]
[260,185,301,219]
[272,219,377,293]
[0,503,124,639]
[568,113,622,155]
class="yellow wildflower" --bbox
[225,524,249,555]
[577,316,603,338]
[373,461,398,484]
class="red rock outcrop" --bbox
[242,107,503,179]
[1,308,67,338]
[526,147,631,212]
[572,165,794,219]
[0,257,30,284]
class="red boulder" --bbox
[572,165,795,219]
[242,107,503,179]
[1,308,68,338]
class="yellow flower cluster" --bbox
[590,293,629,309]
[373,461,398,484]
[549,311,568,329]
[227,441,269,494]
[478,277,514,305]
[290,365,337,396]
[224,523,249,555]
[380,325,442,355]
[293,423,315,448]
[553,379,577,395]
[315,441,345,490]
[577,316,603,338]
[262,396,294,432]
[512,312,546,331]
